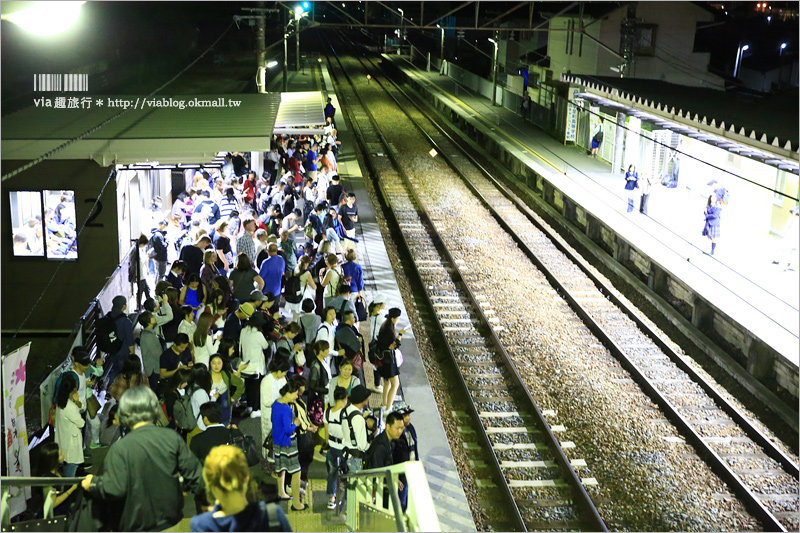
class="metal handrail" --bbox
[340,467,406,532]
[1,477,84,487]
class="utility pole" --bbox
[256,5,266,93]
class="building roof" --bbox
[1,92,323,166]
[564,74,799,174]
[572,75,799,148]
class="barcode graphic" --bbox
[33,74,88,92]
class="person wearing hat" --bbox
[376,308,406,413]
[222,302,254,343]
[340,385,371,475]
[391,402,418,510]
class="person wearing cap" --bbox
[239,304,269,417]
[391,403,418,510]
[376,308,406,413]
[340,385,371,475]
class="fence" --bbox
[36,244,137,427]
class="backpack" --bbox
[284,273,303,304]
[95,313,123,354]
[173,391,197,431]
[335,298,349,322]
[257,501,283,532]
[342,407,365,458]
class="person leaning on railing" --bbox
[81,386,204,532]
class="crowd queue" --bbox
[29,100,421,531]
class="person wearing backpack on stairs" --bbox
[101,296,136,386]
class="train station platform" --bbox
[384,56,799,413]
[233,60,477,532]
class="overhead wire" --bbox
[3,20,238,359]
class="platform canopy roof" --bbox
[563,74,800,176]
[1,91,324,168]
[272,91,327,135]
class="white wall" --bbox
[548,3,725,88]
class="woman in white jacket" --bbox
[192,311,220,368]
[239,314,269,417]
[54,373,85,478]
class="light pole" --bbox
[489,34,499,106]
[437,23,444,73]
[779,42,788,87]
[398,8,404,53]
[283,28,289,91]
[733,43,749,78]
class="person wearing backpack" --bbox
[320,254,344,308]
[315,306,345,375]
[362,411,406,509]
[339,385,371,476]
[284,255,317,322]
[160,368,191,431]
[100,295,136,386]
[327,284,356,324]
[323,386,348,510]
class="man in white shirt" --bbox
[340,385,371,474]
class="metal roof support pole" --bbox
[613,110,627,174]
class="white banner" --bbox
[3,343,32,517]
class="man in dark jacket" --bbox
[103,295,136,385]
[81,386,204,532]
[190,402,244,465]
[149,219,169,282]
[335,311,362,360]
[363,411,404,470]
[193,190,221,225]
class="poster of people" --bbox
[3,343,32,518]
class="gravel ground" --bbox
[337,54,777,532]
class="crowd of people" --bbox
[31,100,422,531]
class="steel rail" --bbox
[379,55,800,482]
[327,34,608,532]
[323,38,528,533]
[358,52,793,532]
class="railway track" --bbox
[325,38,799,531]
[324,39,607,533]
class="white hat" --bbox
[372,294,389,305]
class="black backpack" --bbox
[284,273,302,304]
[95,313,123,354]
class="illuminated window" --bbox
[42,190,78,260]
[10,191,44,257]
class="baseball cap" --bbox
[349,385,371,404]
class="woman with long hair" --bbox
[187,364,219,445]
[32,442,79,517]
[200,250,220,294]
[285,255,317,321]
[159,368,191,431]
[211,220,233,275]
[376,308,406,413]
[319,254,343,307]
[272,381,307,509]
[213,275,234,310]
[193,311,220,368]
[209,354,245,427]
[288,374,317,491]
[109,354,150,403]
[702,192,723,255]
[54,373,84,478]
[229,253,264,304]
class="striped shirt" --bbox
[219,198,238,219]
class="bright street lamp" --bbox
[266,61,278,68]
[437,23,444,73]
[780,42,788,55]
[489,35,499,106]
[2,1,85,36]
[733,43,749,78]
